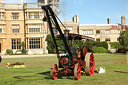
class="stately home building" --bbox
[0,0,59,54]
[0,0,127,54]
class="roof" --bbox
[80,24,119,26]
[56,33,95,41]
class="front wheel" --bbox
[74,63,81,80]
[50,64,58,80]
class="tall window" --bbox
[0,12,4,20]
[12,13,19,20]
[28,13,39,19]
[105,30,110,34]
[96,30,100,34]
[29,25,40,33]
[0,25,4,33]
[96,38,100,41]
[0,26,2,33]
[29,38,41,49]
[12,25,19,33]
[12,39,21,49]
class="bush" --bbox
[6,49,13,55]
[92,47,107,53]
[45,34,86,53]
[85,41,108,50]
[117,47,127,53]
[110,42,120,49]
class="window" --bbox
[12,13,19,20]
[96,38,100,41]
[66,27,73,31]
[82,30,93,34]
[12,25,19,33]
[28,13,39,19]
[117,30,120,34]
[0,25,4,33]
[0,26,2,33]
[96,30,100,34]
[105,30,110,34]
[105,38,110,41]
[53,27,58,35]
[0,12,4,20]
[29,38,41,49]
[12,39,21,49]
[117,38,119,41]
[29,25,40,33]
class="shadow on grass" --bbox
[13,75,35,79]
[115,71,128,74]
[38,71,74,80]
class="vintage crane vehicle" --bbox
[42,5,95,80]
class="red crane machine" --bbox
[42,5,95,80]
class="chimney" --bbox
[45,0,48,5]
[72,14,79,23]
[121,16,125,25]
[76,14,79,23]
[20,0,24,4]
[73,16,76,22]
[0,0,4,3]
[107,18,111,24]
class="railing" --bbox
[5,4,23,9]
[24,3,43,9]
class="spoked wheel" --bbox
[85,53,95,76]
[50,64,58,80]
[74,63,81,80]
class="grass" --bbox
[0,54,128,85]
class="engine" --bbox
[60,54,69,67]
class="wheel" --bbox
[81,45,88,60]
[50,64,58,80]
[85,53,95,76]
[74,63,81,80]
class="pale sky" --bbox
[4,0,128,24]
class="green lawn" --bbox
[0,54,128,85]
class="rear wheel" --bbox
[50,64,58,80]
[85,53,95,76]
[74,63,81,80]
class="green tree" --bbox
[21,42,27,54]
[45,34,56,53]
[119,31,128,47]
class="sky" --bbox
[4,0,128,24]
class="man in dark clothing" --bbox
[0,56,2,63]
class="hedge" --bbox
[85,41,108,50]
[92,47,107,53]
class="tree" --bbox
[45,34,56,53]
[21,42,27,54]
[119,31,128,47]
